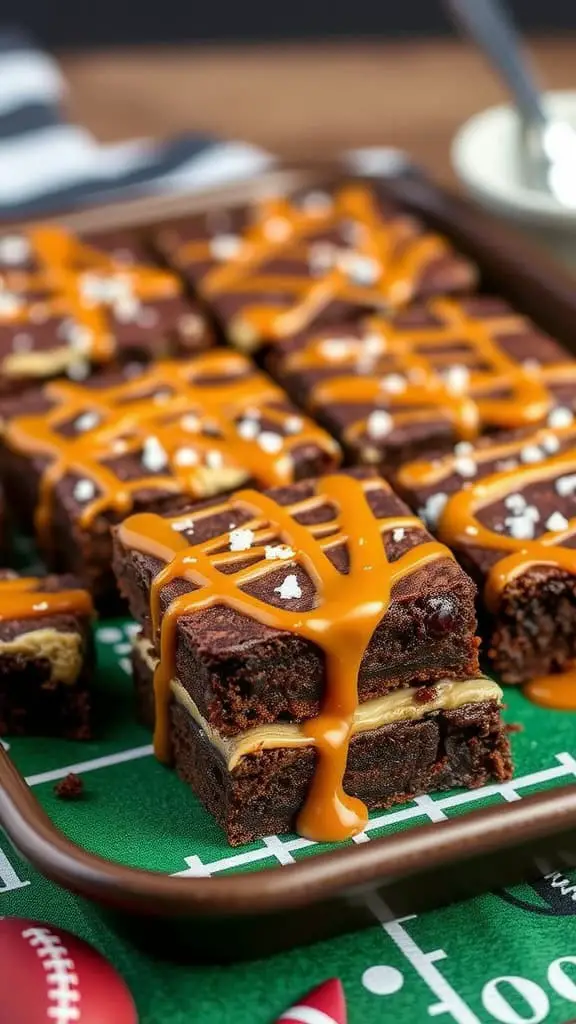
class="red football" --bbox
[0,917,138,1024]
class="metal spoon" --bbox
[445,0,576,206]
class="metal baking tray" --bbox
[1,164,576,962]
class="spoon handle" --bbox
[445,0,546,125]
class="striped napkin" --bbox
[0,28,272,219]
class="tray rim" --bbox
[2,162,576,927]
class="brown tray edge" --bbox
[1,744,576,920]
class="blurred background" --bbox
[4,0,576,196]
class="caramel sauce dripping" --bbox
[0,226,182,366]
[399,426,576,712]
[117,475,452,842]
[170,186,471,346]
[281,298,576,443]
[0,575,93,621]
[3,351,338,549]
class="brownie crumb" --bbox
[54,773,84,800]
[413,685,439,704]
[506,722,524,734]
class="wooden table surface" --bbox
[61,37,576,184]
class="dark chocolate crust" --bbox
[132,640,511,846]
[115,471,480,736]
[0,572,94,739]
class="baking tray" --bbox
[1,164,576,963]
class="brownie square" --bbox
[133,638,512,846]
[155,180,477,354]
[0,352,340,605]
[394,418,576,683]
[113,470,480,735]
[0,225,212,392]
[265,295,576,476]
[0,571,94,739]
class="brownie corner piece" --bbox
[0,571,95,739]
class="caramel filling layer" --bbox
[138,636,501,772]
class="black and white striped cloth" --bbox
[0,28,273,219]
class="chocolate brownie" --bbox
[133,638,511,846]
[0,225,211,392]
[111,470,510,846]
[155,181,477,354]
[0,571,94,739]
[0,352,339,605]
[394,416,576,684]
[265,296,576,475]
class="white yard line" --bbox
[25,744,154,787]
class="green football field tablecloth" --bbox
[2,620,576,1024]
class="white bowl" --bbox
[452,90,576,266]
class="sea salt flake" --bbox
[339,252,380,286]
[367,409,393,440]
[171,517,195,533]
[543,433,561,454]
[548,406,574,429]
[205,449,224,469]
[504,493,527,513]
[32,601,49,612]
[237,417,260,440]
[546,511,569,532]
[274,574,302,600]
[497,458,519,472]
[380,373,406,394]
[392,528,405,542]
[67,359,90,381]
[454,441,474,456]
[229,527,254,552]
[74,411,100,433]
[210,234,243,261]
[504,514,535,540]
[142,436,168,473]
[444,365,469,394]
[300,190,333,215]
[454,455,477,478]
[419,492,448,529]
[556,474,576,497]
[520,444,545,464]
[263,217,291,242]
[73,478,96,503]
[181,413,201,433]
[174,447,199,467]
[309,242,337,275]
[319,337,351,361]
[258,431,283,454]
[285,415,303,435]
[265,544,295,560]
[0,291,22,316]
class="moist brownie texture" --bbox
[154,181,477,354]
[265,296,576,475]
[395,416,576,684]
[0,224,211,392]
[0,352,338,605]
[113,471,480,733]
[112,469,511,846]
[0,571,95,739]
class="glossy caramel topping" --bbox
[118,474,453,842]
[2,351,339,548]
[280,298,576,450]
[167,185,474,348]
[0,226,182,368]
[0,575,93,621]
[398,425,576,710]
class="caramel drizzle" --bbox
[281,297,576,445]
[0,575,93,621]
[3,351,339,547]
[170,186,469,345]
[0,226,182,366]
[117,475,452,842]
[398,424,576,612]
